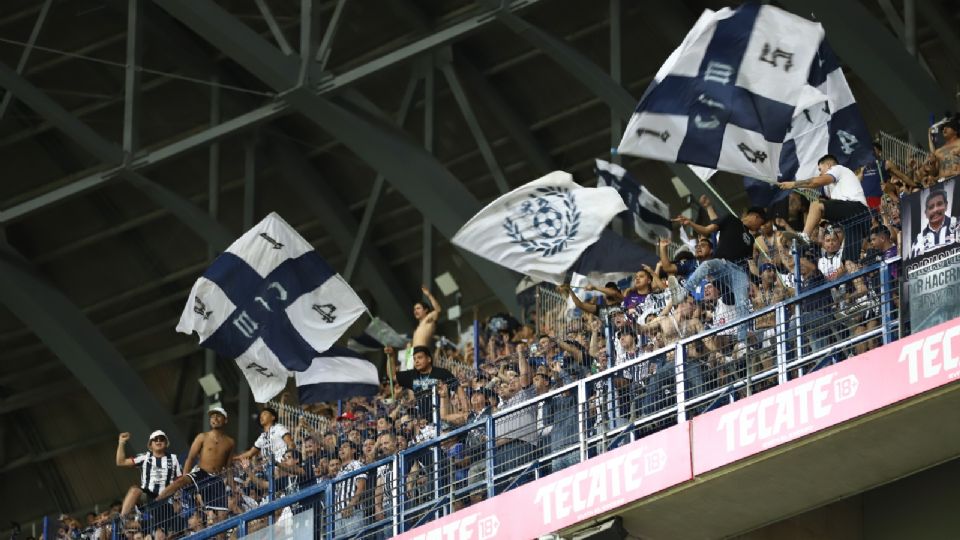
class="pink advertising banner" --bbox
[394,422,691,540]
[691,317,960,475]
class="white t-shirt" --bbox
[818,250,844,280]
[712,298,738,336]
[254,424,291,463]
[823,164,867,206]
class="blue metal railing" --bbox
[182,255,902,540]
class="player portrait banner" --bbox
[900,175,960,334]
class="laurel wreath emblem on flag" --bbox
[502,186,580,257]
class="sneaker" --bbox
[781,230,810,246]
[667,275,688,304]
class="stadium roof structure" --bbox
[0,0,957,526]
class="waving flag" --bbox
[618,4,868,181]
[176,212,367,402]
[295,346,379,404]
[452,171,626,283]
[777,41,873,181]
[595,159,671,243]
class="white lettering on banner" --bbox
[410,513,500,540]
[533,446,666,525]
[898,325,960,384]
[717,372,860,452]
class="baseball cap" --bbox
[338,411,357,421]
[412,345,432,357]
[208,406,228,419]
[149,430,167,442]
[760,263,776,273]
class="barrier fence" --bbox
[165,288,901,536]
[877,130,929,178]
[100,208,909,539]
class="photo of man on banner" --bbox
[900,176,960,335]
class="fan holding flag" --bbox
[176,212,380,405]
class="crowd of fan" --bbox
[47,122,959,540]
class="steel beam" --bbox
[0,61,235,250]
[439,59,510,194]
[343,71,419,282]
[2,0,543,223]
[267,136,413,327]
[778,0,948,142]
[254,0,294,55]
[0,246,185,448]
[154,0,522,312]
[122,0,143,156]
[454,54,555,174]
[422,58,435,285]
[315,0,348,70]
[609,0,621,166]
[916,0,960,72]
[485,6,728,216]
[875,0,934,77]
[0,0,53,122]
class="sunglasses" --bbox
[151,437,167,443]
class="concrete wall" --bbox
[733,456,960,540]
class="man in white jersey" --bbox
[912,187,959,256]
[116,430,181,525]
[234,407,296,464]
[780,154,871,264]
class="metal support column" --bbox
[204,75,220,430]
[0,247,185,448]
[122,0,142,157]
[422,58,434,286]
[239,137,255,447]
[343,70,420,282]
[0,0,53,122]
[316,0,348,70]
[154,0,522,313]
[0,61,235,250]
[438,56,509,194]
[609,0,621,166]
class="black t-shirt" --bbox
[395,366,457,392]
[712,214,754,263]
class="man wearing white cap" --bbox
[157,407,236,521]
[116,429,182,521]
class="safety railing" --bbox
[878,130,929,182]
[175,256,902,539]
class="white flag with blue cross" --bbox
[176,212,372,402]
[617,4,825,180]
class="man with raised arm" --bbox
[930,118,960,179]
[670,195,765,320]
[156,408,235,519]
[412,285,441,348]
[116,430,181,521]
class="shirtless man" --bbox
[412,285,441,348]
[156,407,236,519]
[930,118,960,179]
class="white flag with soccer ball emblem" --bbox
[452,171,626,283]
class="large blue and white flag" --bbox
[595,159,671,244]
[295,346,379,404]
[778,41,873,180]
[618,4,869,182]
[176,212,368,402]
[452,171,626,283]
